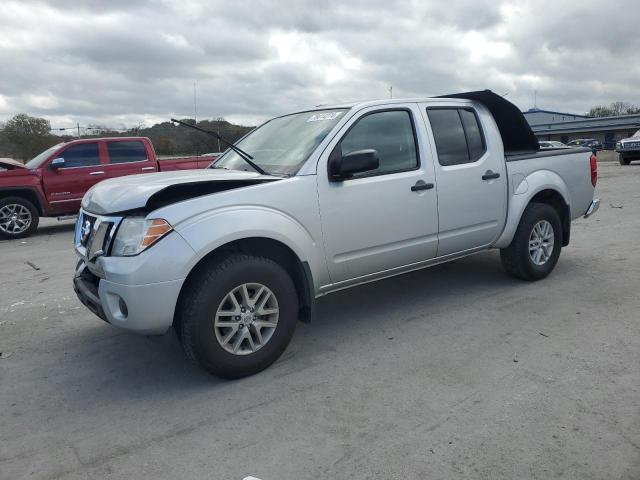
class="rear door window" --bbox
[107,141,147,164]
[60,143,100,168]
[459,109,485,160]
[427,108,486,166]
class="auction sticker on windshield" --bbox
[307,111,343,122]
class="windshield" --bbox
[24,143,64,169]
[633,130,640,138]
[212,109,348,176]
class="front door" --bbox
[42,141,105,213]
[422,104,507,256]
[318,106,439,284]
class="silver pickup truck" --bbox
[73,90,600,378]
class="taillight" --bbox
[590,154,597,187]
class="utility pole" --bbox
[77,122,80,137]
[193,81,198,124]
[389,85,393,99]
[534,89,537,109]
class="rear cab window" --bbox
[427,108,486,166]
[106,141,148,164]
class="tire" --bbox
[500,203,562,281]
[0,196,40,239]
[619,154,630,165]
[178,253,298,379]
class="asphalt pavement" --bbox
[1,162,639,480]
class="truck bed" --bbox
[505,146,594,221]
[157,155,216,171]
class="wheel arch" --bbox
[0,188,46,215]
[494,170,571,249]
[528,189,570,246]
[173,236,316,335]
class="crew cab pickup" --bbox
[0,137,213,238]
[616,129,640,165]
[73,90,600,378]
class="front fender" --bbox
[493,170,571,249]
[175,206,327,288]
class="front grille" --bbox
[75,210,122,261]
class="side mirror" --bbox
[329,148,379,181]
[50,157,66,170]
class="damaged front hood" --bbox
[82,169,282,215]
[0,158,27,170]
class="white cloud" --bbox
[0,0,639,129]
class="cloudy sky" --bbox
[1,0,639,130]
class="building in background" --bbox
[523,108,640,150]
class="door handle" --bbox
[141,166,155,171]
[411,180,434,192]
[89,171,105,176]
[482,170,500,180]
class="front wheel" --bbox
[500,203,562,281]
[0,197,39,239]
[177,254,298,378]
[619,154,630,165]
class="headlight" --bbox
[616,141,622,149]
[111,217,173,256]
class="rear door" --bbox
[41,141,105,212]
[105,139,157,178]
[422,104,507,256]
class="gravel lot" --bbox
[1,162,639,480]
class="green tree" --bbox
[156,136,175,155]
[3,113,58,161]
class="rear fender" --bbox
[493,170,571,249]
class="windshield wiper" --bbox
[170,118,268,176]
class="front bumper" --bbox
[584,198,600,219]
[73,260,184,335]
[73,212,197,335]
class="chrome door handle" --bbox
[141,167,155,171]
[89,171,105,176]
[482,170,500,180]
[411,180,434,192]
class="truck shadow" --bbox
[44,250,542,405]
[33,221,76,237]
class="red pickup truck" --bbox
[0,137,214,239]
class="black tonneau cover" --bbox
[437,90,540,155]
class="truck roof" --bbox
[312,90,540,155]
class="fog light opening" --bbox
[118,297,129,318]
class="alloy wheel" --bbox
[529,220,554,265]
[0,204,32,235]
[214,283,279,355]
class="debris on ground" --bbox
[0,352,13,359]
[610,203,623,208]
[539,332,549,338]
[25,261,40,271]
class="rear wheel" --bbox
[178,254,298,378]
[0,197,39,239]
[500,203,562,281]
[619,154,630,165]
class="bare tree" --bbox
[588,102,640,117]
